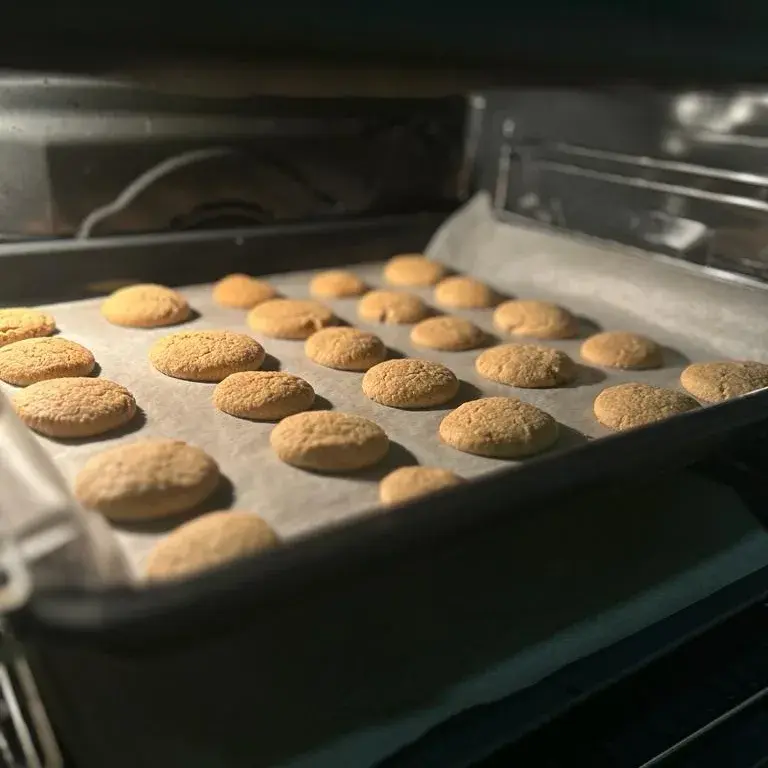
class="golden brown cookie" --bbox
[680,361,768,403]
[493,300,578,340]
[357,290,429,324]
[362,358,459,408]
[270,411,389,472]
[149,330,265,382]
[247,298,336,339]
[309,270,367,298]
[0,308,56,348]
[74,439,219,521]
[13,377,137,438]
[476,343,577,388]
[145,510,279,581]
[434,276,498,309]
[0,337,95,386]
[212,273,277,309]
[410,316,487,352]
[593,382,698,431]
[213,371,315,420]
[439,396,559,458]
[305,327,387,371]
[581,331,662,370]
[101,283,190,328]
[379,466,464,506]
[383,254,446,287]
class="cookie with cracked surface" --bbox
[270,411,389,472]
[247,298,335,339]
[357,290,429,325]
[379,466,464,506]
[476,343,576,388]
[593,382,699,431]
[410,316,487,352]
[680,361,768,403]
[383,254,445,287]
[439,396,559,458]
[0,337,95,386]
[493,300,578,340]
[309,270,367,299]
[0,308,56,347]
[213,371,314,420]
[305,327,386,371]
[581,331,662,370]
[101,283,190,328]
[362,358,459,408]
[212,273,277,309]
[434,276,498,309]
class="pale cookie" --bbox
[581,331,662,370]
[145,510,279,581]
[439,396,559,458]
[213,371,315,421]
[680,361,768,403]
[362,358,459,408]
[310,270,367,298]
[101,283,190,328]
[0,337,95,386]
[13,377,137,438]
[270,411,389,472]
[247,298,335,339]
[357,290,429,324]
[383,254,446,287]
[410,316,487,351]
[305,327,386,371]
[594,382,698,431]
[212,273,277,309]
[149,330,265,382]
[379,466,464,506]
[434,276,498,309]
[74,439,220,521]
[493,300,578,340]
[0,308,56,348]
[476,343,577,388]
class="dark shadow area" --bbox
[181,308,201,324]
[445,379,483,409]
[564,364,607,388]
[311,395,333,411]
[44,405,148,446]
[89,362,102,377]
[384,346,406,360]
[355,441,419,483]
[661,346,690,368]
[259,353,281,372]
[574,315,602,338]
[553,424,591,452]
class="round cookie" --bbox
[145,510,279,581]
[581,331,662,370]
[439,396,559,458]
[593,382,699,431]
[305,327,386,371]
[0,337,95,386]
[493,300,578,340]
[357,290,429,325]
[310,270,367,299]
[270,411,389,472]
[212,273,277,309]
[13,377,136,438]
[383,254,445,287]
[149,330,265,382]
[248,298,335,340]
[362,358,459,409]
[213,371,315,421]
[379,466,464,506]
[434,276,498,309]
[0,308,56,348]
[476,343,577,388]
[74,438,220,521]
[410,316,487,351]
[680,361,768,403]
[101,283,190,328]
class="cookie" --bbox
[270,411,388,472]
[213,371,315,420]
[476,343,577,388]
[149,330,265,382]
[680,361,768,403]
[410,316,487,352]
[0,308,56,347]
[145,510,279,581]
[593,382,699,431]
[74,438,219,521]
[305,327,386,371]
[434,276,498,309]
[439,396,558,458]
[101,283,190,328]
[309,270,367,298]
[13,377,137,438]
[379,466,464,506]
[0,337,95,386]
[212,273,277,309]
[383,254,445,287]
[493,300,578,340]
[357,290,429,324]
[248,298,335,340]
[581,331,662,370]
[362,358,459,408]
